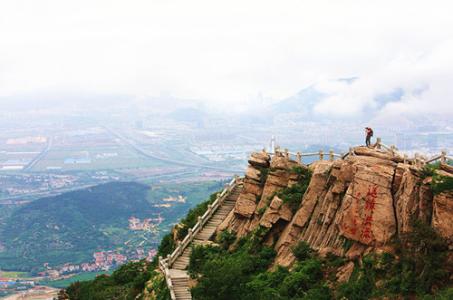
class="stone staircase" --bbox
[165,182,242,299]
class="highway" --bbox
[103,126,243,173]
[23,137,53,171]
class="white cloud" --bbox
[0,0,452,116]
[313,39,453,117]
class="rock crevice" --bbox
[221,147,453,267]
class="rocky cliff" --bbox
[218,146,453,277]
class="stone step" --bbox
[173,266,188,270]
[216,208,232,212]
[199,227,216,231]
[211,217,227,221]
[205,224,220,228]
[208,218,223,222]
[172,280,189,284]
[214,210,231,214]
[204,225,220,229]
[173,264,188,268]
[173,281,189,284]
[196,235,212,239]
[197,232,213,236]
[199,230,216,234]
[213,213,230,217]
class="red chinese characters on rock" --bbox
[342,185,379,242]
[360,185,378,242]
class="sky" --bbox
[1,0,453,117]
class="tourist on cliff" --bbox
[365,127,373,147]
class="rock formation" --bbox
[219,146,453,267]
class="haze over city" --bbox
[1,0,453,118]
[0,1,452,299]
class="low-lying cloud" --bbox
[0,0,452,119]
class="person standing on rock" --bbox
[365,127,373,147]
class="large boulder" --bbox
[234,193,257,218]
[260,196,293,228]
[337,156,397,246]
[248,152,271,168]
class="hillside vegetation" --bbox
[0,180,224,272]
[64,148,453,299]
[0,182,153,271]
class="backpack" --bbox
[369,129,373,137]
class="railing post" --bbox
[414,153,420,168]
[403,154,408,164]
[441,150,447,164]
[319,150,324,161]
[284,148,289,159]
[296,152,302,164]
[420,156,426,167]
[376,137,382,149]
[349,147,353,156]
[390,145,396,156]
[329,150,334,161]
[188,227,193,238]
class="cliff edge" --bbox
[220,146,453,273]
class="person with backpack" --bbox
[365,127,373,147]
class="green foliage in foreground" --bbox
[338,220,452,299]
[420,163,453,195]
[188,229,331,300]
[276,166,312,213]
[432,173,453,195]
[65,260,167,300]
[188,222,452,300]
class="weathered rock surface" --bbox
[336,261,355,283]
[234,193,257,218]
[224,147,452,268]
